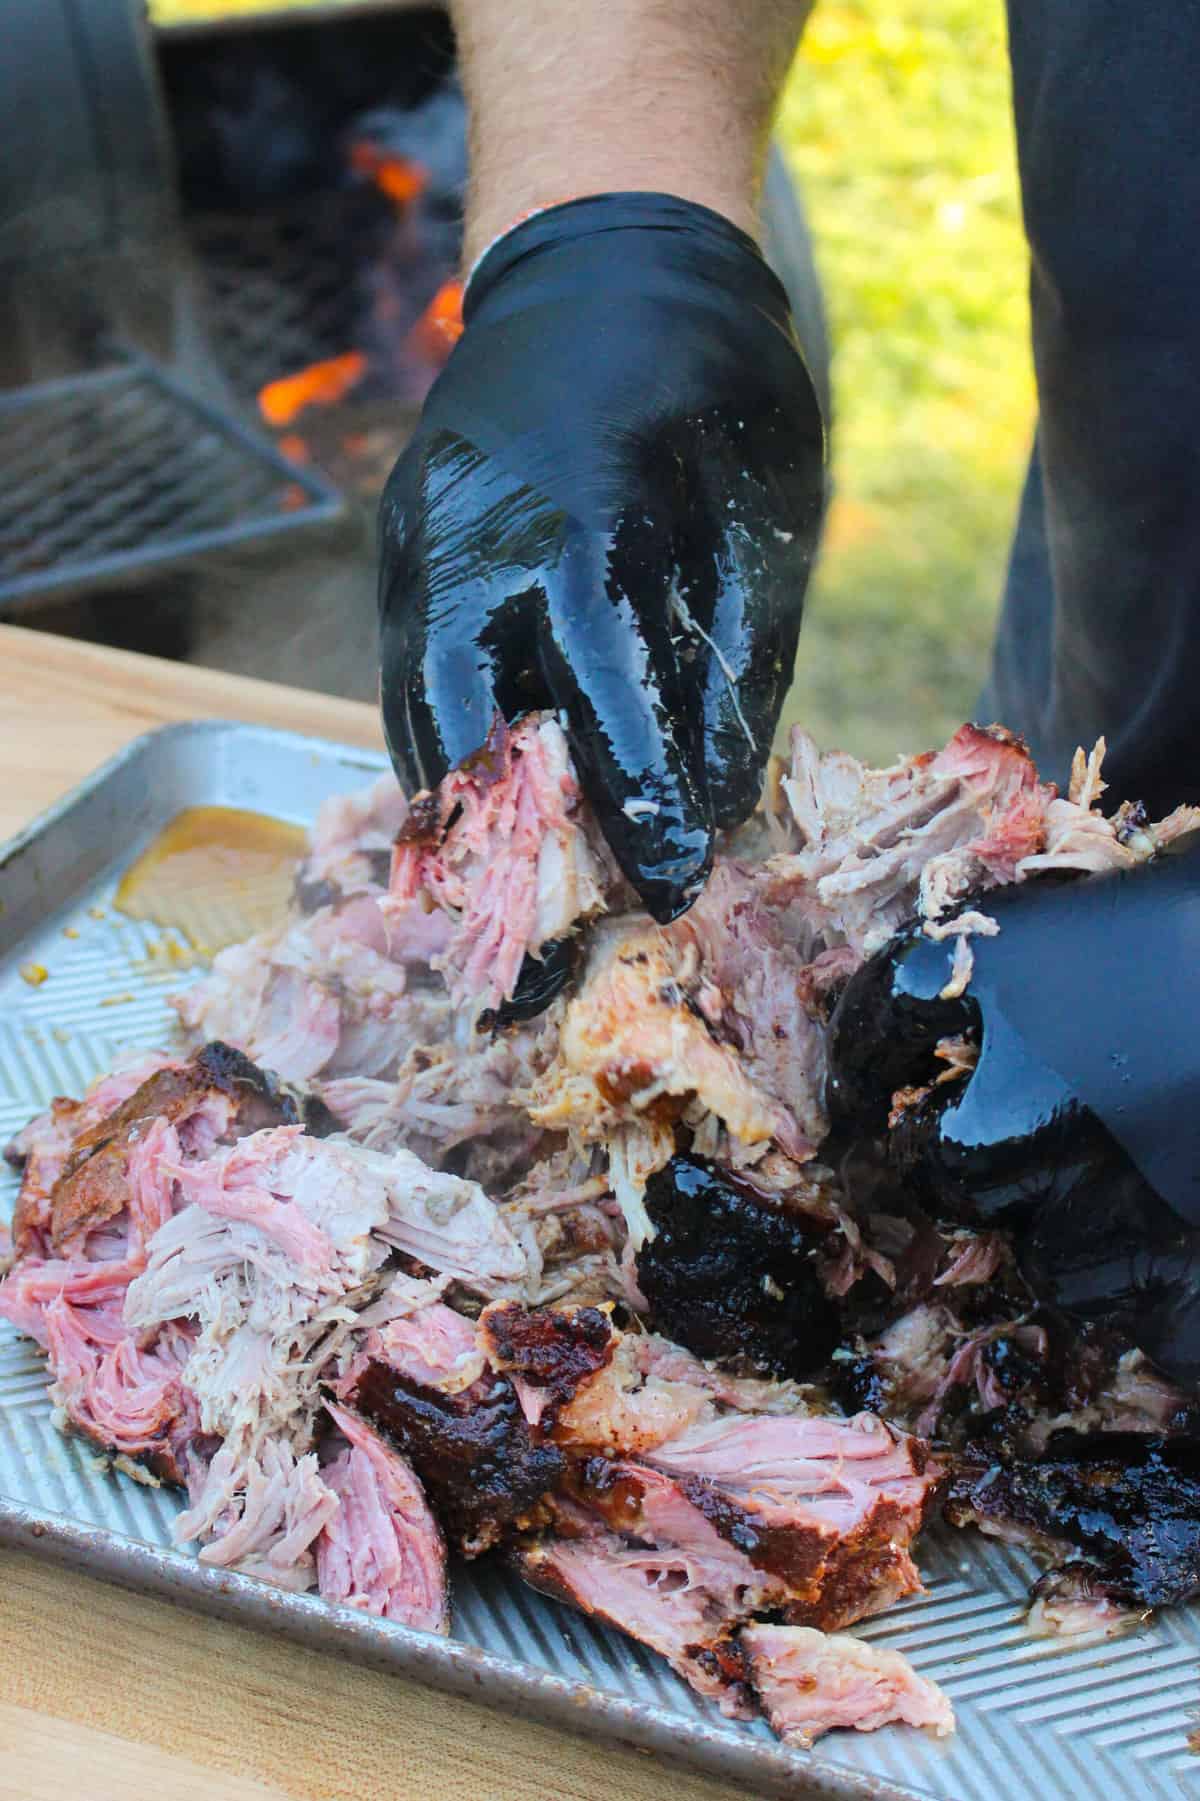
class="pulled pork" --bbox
[384,714,618,1016]
[6,711,1200,1749]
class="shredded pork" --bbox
[9,710,1200,1749]
[384,715,618,1014]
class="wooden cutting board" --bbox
[0,624,745,1801]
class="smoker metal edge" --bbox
[152,0,441,38]
[0,354,347,608]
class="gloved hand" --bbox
[378,192,825,923]
[827,843,1200,1382]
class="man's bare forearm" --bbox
[449,0,811,266]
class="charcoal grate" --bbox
[0,353,343,606]
[189,204,369,400]
[186,198,452,497]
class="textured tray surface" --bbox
[1,721,1197,1800]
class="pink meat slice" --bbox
[574,1459,784,1615]
[166,1127,345,1273]
[0,1116,207,1477]
[299,774,409,900]
[43,1298,195,1474]
[517,1521,756,1719]
[767,722,1055,953]
[572,1448,920,1631]
[317,1008,550,1189]
[0,1253,136,1346]
[0,1056,303,1487]
[670,859,834,1150]
[741,1624,954,1746]
[317,1400,449,1633]
[650,1411,936,1528]
[342,1298,485,1396]
[174,901,429,1085]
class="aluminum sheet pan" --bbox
[1,720,1197,1801]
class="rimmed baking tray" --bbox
[1,720,1196,1800]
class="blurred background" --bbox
[4,0,1035,763]
[778,0,1035,761]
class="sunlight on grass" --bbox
[775,0,1036,762]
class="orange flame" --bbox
[407,279,464,362]
[348,143,428,208]
[258,353,367,428]
[277,433,310,464]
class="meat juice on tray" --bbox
[115,805,309,951]
[3,711,1199,1748]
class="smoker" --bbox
[0,0,463,612]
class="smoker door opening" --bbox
[156,4,464,501]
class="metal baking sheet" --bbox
[1,720,1197,1801]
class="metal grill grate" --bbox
[0,353,343,606]
[189,200,388,400]
[186,198,452,498]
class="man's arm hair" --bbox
[449,0,813,266]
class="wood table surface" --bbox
[0,625,750,1801]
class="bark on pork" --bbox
[635,1154,840,1378]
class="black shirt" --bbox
[983,1,1200,813]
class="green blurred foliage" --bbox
[775,0,1036,762]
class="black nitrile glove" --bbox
[827,842,1200,1383]
[378,193,825,923]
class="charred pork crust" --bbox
[63,1416,200,1490]
[175,1041,339,1137]
[636,1155,840,1379]
[478,1301,615,1432]
[394,788,446,847]
[47,1043,333,1249]
[783,1538,926,1634]
[193,1040,302,1128]
[826,923,972,1131]
[49,1060,218,1250]
[346,1355,564,1556]
[654,1450,938,1622]
[827,1351,892,1418]
[685,1638,754,1707]
[945,1430,1200,1608]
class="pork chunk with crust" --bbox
[0,1045,312,1485]
[336,1295,564,1556]
[517,1521,757,1719]
[644,1411,939,1630]
[526,921,816,1246]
